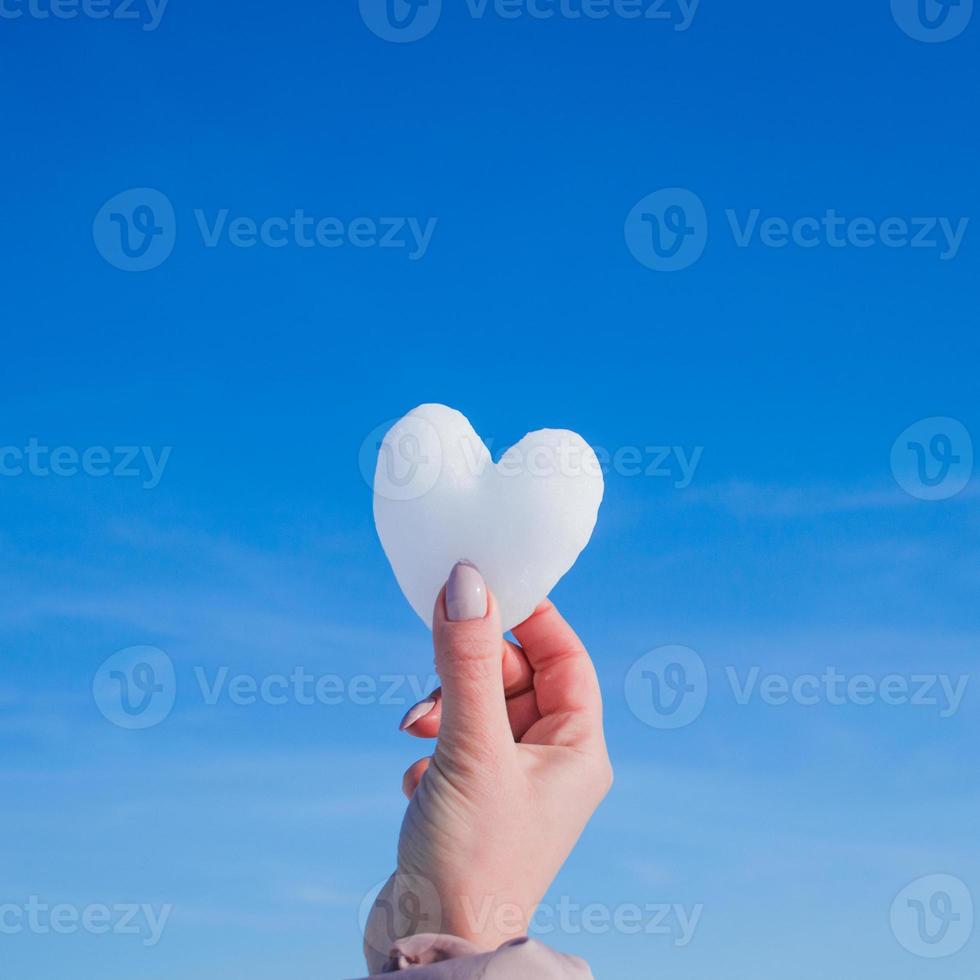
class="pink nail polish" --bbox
[399,695,437,731]
[445,560,487,622]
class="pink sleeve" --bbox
[353,933,594,978]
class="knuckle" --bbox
[436,630,500,676]
[592,756,614,797]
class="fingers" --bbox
[402,686,542,744]
[399,690,441,736]
[501,638,535,697]
[402,757,431,799]
[511,599,604,742]
[431,561,514,763]
[410,576,602,756]
[400,641,534,739]
[400,696,540,800]
[505,688,543,742]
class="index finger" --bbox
[511,599,603,727]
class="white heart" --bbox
[373,404,604,631]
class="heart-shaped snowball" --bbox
[373,404,604,631]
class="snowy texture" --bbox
[373,404,604,631]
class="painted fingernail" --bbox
[399,695,437,731]
[445,560,487,622]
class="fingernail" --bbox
[445,560,488,622]
[399,695,437,731]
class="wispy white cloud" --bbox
[678,478,979,519]
[0,517,417,664]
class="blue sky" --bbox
[1,1,978,977]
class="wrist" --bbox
[365,872,534,961]
[439,897,532,951]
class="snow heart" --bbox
[373,404,604,631]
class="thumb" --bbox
[431,561,512,763]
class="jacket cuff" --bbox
[355,933,593,978]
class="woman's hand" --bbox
[364,561,612,967]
